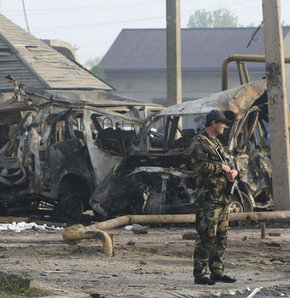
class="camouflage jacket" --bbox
[190,132,230,204]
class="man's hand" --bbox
[221,163,231,173]
[222,164,238,181]
[226,169,238,182]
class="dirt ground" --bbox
[0,219,289,298]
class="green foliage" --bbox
[247,22,257,27]
[0,272,52,297]
[0,275,48,296]
[187,8,239,28]
[85,57,107,80]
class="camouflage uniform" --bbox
[190,131,230,279]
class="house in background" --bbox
[100,27,290,105]
[0,13,113,93]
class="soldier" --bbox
[190,110,238,285]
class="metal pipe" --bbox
[241,62,250,83]
[221,54,290,90]
[65,210,290,232]
[261,222,266,239]
[92,214,196,231]
[62,211,290,255]
[236,62,244,85]
[62,224,113,256]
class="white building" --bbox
[101,27,290,105]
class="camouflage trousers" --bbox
[193,202,229,279]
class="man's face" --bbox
[212,121,226,135]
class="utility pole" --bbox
[262,0,290,210]
[166,0,182,107]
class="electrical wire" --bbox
[32,16,166,33]
[2,0,289,34]
[3,0,164,16]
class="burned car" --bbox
[90,79,273,219]
[0,82,161,221]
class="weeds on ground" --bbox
[0,275,50,297]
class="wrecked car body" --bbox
[0,82,161,221]
[90,79,273,219]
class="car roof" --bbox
[159,79,267,119]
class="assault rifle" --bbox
[202,135,245,205]
[214,145,245,206]
[215,145,236,195]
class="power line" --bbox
[3,0,163,16]
[3,0,288,34]
[32,16,166,33]
[247,21,263,48]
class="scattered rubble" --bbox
[181,231,198,240]
[132,224,148,234]
[0,225,289,297]
[0,221,63,232]
[127,239,135,246]
[265,241,282,248]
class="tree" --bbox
[85,57,106,80]
[187,8,239,28]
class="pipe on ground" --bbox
[62,224,113,256]
[62,211,290,256]
[84,210,290,230]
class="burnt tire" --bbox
[57,194,84,223]
[229,191,253,213]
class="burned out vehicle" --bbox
[0,82,161,221]
[90,79,273,219]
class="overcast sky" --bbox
[1,0,290,64]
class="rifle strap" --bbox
[201,134,226,164]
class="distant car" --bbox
[0,82,161,222]
[90,79,273,219]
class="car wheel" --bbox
[229,199,244,213]
[57,194,84,223]
[229,191,253,213]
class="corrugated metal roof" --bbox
[101,27,290,71]
[0,35,44,90]
[0,14,113,91]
